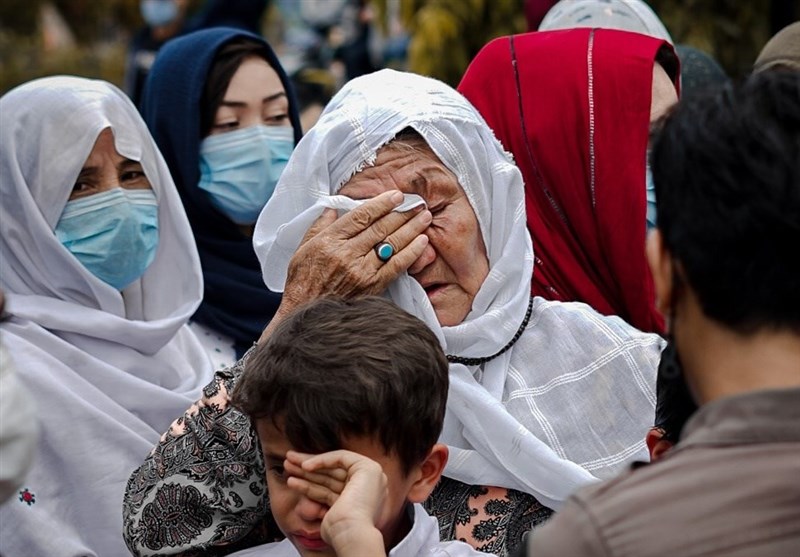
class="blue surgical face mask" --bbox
[646,160,657,231]
[198,125,294,225]
[140,0,178,27]
[55,188,160,290]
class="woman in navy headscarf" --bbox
[142,27,303,364]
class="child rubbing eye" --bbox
[227,296,494,557]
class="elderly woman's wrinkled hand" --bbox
[265,191,431,335]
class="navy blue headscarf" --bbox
[142,27,302,357]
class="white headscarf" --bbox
[539,0,674,44]
[253,69,662,509]
[0,76,213,556]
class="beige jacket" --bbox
[523,387,800,557]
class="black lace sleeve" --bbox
[122,353,282,556]
[425,476,553,556]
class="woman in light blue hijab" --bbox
[0,75,212,557]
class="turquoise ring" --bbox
[375,242,395,262]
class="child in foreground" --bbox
[228,296,493,557]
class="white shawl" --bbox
[253,69,663,509]
[0,76,213,556]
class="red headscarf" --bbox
[458,28,677,334]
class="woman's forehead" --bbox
[338,140,462,200]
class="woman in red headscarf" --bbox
[459,28,679,334]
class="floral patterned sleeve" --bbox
[121,352,553,557]
[123,352,282,556]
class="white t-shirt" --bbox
[227,503,495,556]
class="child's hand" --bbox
[285,450,388,555]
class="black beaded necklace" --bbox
[446,296,534,366]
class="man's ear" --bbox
[647,229,674,316]
[646,427,675,462]
[407,444,448,503]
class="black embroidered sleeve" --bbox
[122,352,282,556]
[424,476,554,555]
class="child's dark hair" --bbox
[232,296,449,474]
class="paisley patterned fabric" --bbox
[123,350,551,556]
[124,351,280,555]
[425,477,553,554]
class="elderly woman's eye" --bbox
[121,170,146,182]
[72,180,92,194]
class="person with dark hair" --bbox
[124,0,275,108]
[141,28,302,367]
[514,70,800,557]
[124,0,192,107]
[224,296,488,556]
[674,44,729,99]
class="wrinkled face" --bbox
[208,56,290,135]
[69,128,151,201]
[339,139,490,326]
[258,420,416,557]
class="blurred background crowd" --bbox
[1,0,798,127]
[1,2,799,556]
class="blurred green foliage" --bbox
[0,0,205,94]
[395,0,527,86]
[376,0,786,83]
[0,0,46,35]
[650,0,774,77]
[51,0,143,43]
[0,30,126,94]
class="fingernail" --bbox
[420,210,432,224]
[390,190,404,203]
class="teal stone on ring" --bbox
[375,242,394,262]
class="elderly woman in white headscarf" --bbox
[0,76,213,557]
[538,0,673,42]
[124,69,662,556]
